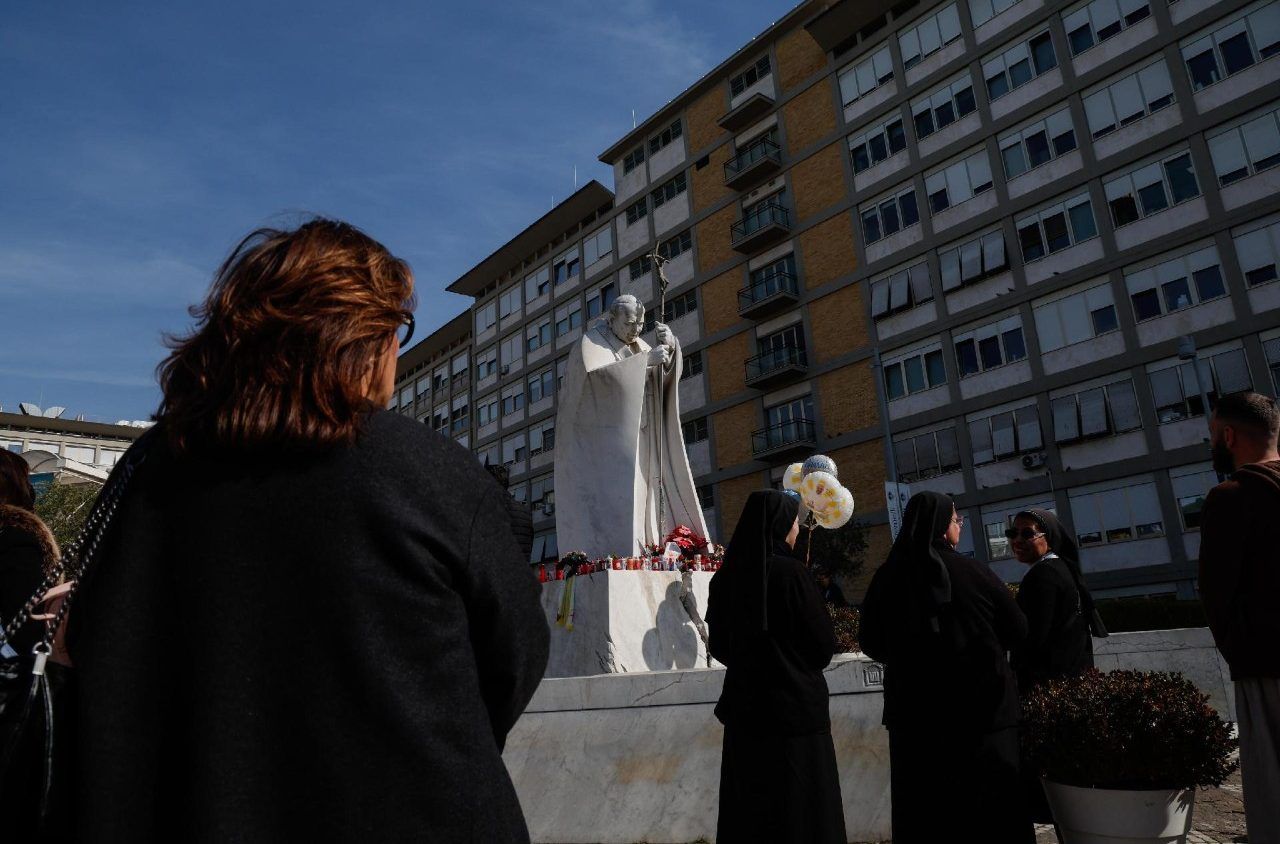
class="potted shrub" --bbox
[1022,669,1238,844]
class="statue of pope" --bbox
[553,294,709,558]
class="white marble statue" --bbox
[553,294,709,558]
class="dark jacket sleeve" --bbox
[706,570,731,666]
[858,564,893,663]
[1015,565,1055,661]
[982,564,1027,652]
[0,532,46,652]
[460,487,550,751]
[1198,482,1247,662]
[785,563,837,670]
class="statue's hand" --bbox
[647,346,672,368]
[655,322,677,349]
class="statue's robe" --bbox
[554,320,709,558]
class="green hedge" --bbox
[1094,595,1208,633]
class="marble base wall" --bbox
[503,628,1232,844]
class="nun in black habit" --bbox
[859,491,1032,843]
[707,489,846,844]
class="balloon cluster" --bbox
[783,455,855,530]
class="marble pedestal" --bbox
[540,570,717,678]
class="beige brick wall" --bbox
[776,27,828,93]
[781,79,836,155]
[809,284,868,363]
[818,363,879,439]
[692,144,733,213]
[688,86,727,155]
[798,214,856,289]
[717,471,769,542]
[707,331,751,402]
[713,400,758,469]
[791,142,847,222]
[702,268,745,335]
[696,204,739,275]
[828,440,887,518]
[846,524,892,601]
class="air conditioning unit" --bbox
[500,365,510,376]
[1021,453,1048,470]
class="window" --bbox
[500,333,523,370]
[1063,0,1151,56]
[1150,348,1253,422]
[969,405,1043,463]
[894,426,962,481]
[477,395,499,427]
[650,172,687,209]
[984,31,1057,101]
[1052,379,1142,442]
[527,474,555,519]
[1082,61,1175,139]
[646,290,698,330]
[766,395,815,428]
[837,46,894,106]
[871,261,933,319]
[649,119,682,154]
[501,433,527,466]
[528,367,555,404]
[954,315,1027,377]
[1172,465,1218,529]
[683,417,709,444]
[1017,193,1098,263]
[450,395,470,433]
[939,229,1008,291]
[432,404,449,436]
[555,301,583,336]
[584,226,613,267]
[433,365,448,392]
[525,266,550,300]
[501,382,525,416]
[849,115,908,173]
[498,283,522,319]
[911,74,978,139]
[730,54,772,97]
[1265,337,1280,393]
[1034,282,1117,352]
[883,345,947,399]
[623,146,645,175]
[925,149,994,214]
[1234,219,1280,286]
[1182,4,1280,92]
[999,108,1077,179]
[553,248,581,286]
[586,282,617,320]
[416,376,431,398]
[629,254,653,281]
[1070,481,1164,546]
[526,318,553,354]
[861,184,920,243]
[970,0,1026,27]
[530,531,559,563]
[1125,246,1226,322]
[530,420,556,456]
[1104,151,1200,228]
[697,485,715,511]
[451,352,469,386]
[899,3,962,70]
[682,350,703,380]
[399,385,414,410]
[658,229,693,261]
[624,198,648,225]
[1208,105,1280,187]
[476,301,497,332]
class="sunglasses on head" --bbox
[1004,527,1045,541]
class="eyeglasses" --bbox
[1004,528,1046,542]
[396,311,415,346]
[951,515,965,527]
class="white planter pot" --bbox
[1043,780,1195,844]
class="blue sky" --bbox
[1,0,789,423]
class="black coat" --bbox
[861,543,1027,733]
[707,552,837,736]
[69,411,550,843]
[1012,556,1094,693]
[0,504,58,656]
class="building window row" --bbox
[912,72,978,140]
[1126,246,1226,322]
[1104,149,1200,229]
[1083,59,1174,140]
[1064,0,1151,57]
[970,403,1042,464]
[1052,378,1142,442]
[861,184,921,244]
[649,119,683,155]
[884,345,947,399]
[954,314,1027,377]
[1182,3,1280,92]
[1208,104,1280,187]
[984,30,1057,102]
[730,54,772,97]
[895,426,962,482]
[999,107,1077,181]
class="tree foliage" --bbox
[796,516,868,580]
[34,481,101,551]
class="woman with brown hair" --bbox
[69,219,549,842]
[0,449,59,660]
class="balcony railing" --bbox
[717,91,775,132]
[751,419,817,458]
[738,271,800,318]
[724,137,782,190]
[744,345,809,388]
[731,201,791,253]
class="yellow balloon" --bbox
[783,463,805,492]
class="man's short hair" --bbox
[608,294,644,320]
[1213,391,1280,442]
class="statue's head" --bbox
[606,294,645,345]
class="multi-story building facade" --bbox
[1,411,143,473]
[397,0,1280,599]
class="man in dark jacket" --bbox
[1200,391,1280,842]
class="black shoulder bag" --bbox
[0,432,149,835]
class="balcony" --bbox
[738,271,800,319]
[724,137,782,190]
[731,202,791,253]
[745,345,809,389]
[751,419,817,459]
[718,92,774,132]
